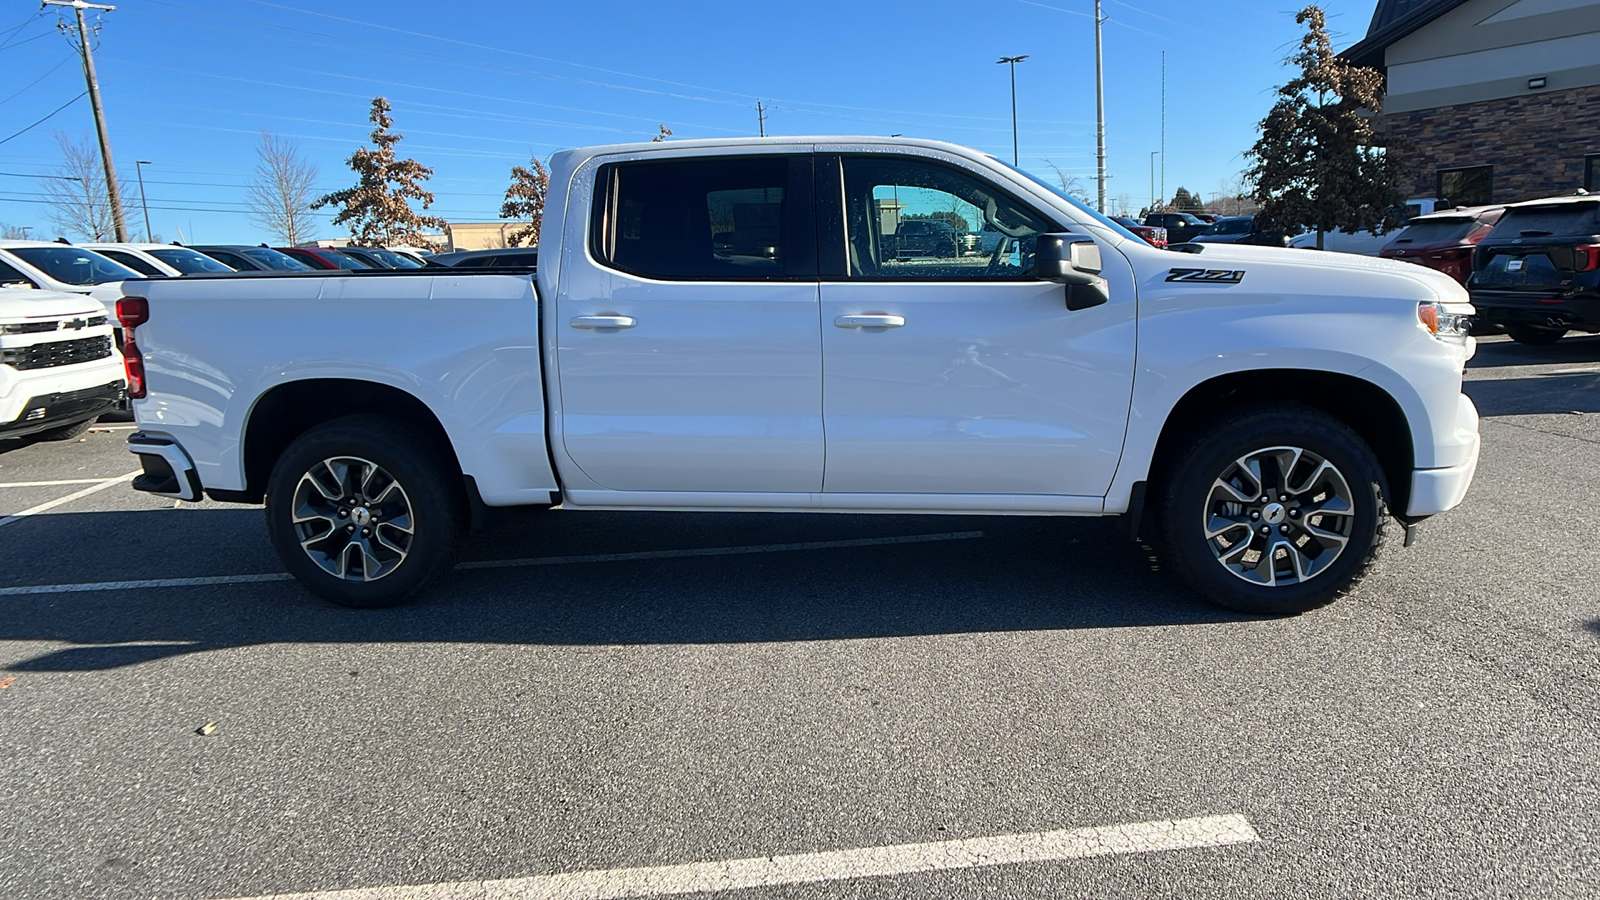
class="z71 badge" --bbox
[1166,267,1246,284]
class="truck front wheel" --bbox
[1156,404,1387,615]
[265,416,464,608]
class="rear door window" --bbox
[592,155,814,280]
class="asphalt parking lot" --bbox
[1,335,1597,899]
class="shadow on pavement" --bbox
[1462,372,1600,417]
[0,507,1246,671]
[1468,334,1600,369]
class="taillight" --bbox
[116,296,148,399]
[1578,244,1600,272]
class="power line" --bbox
[0,91,87,146]
[0,54,76,107]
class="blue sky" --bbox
[0,0,1383,243]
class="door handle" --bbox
[834,314,905,329]
[570,315,636,329]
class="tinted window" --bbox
[843,156,1055,280]
[368,248,424,268]
[0,259,35,286]
[1208,217,1253,235]
[148,247,234,273]
[322,251,373,269]
[595,155,811,280]
[450,256,497,268]
[241,248,312,270]
[98,250,166,277]
[199,249,253,269]
[1388,218,1474,244]
[1487,202,1600,238]
[8,247,143,285]
[1437,166,1492,207]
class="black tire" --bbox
[1505,325,1565,346]
[1155,403,1387,616]
[34,419,93,442]
[265,415,465,608]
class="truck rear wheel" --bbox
[1155,404,1387,615]
[265,416,464,608]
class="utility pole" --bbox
[135,159,151,241]
[997,55,1028,166]
[45,0,128,242]
[1160,51,1166,213]
[1149,151,1159,214]
[1094,0,1106,213]
[756,100,767,137]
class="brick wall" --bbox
[1385,84,1600,203]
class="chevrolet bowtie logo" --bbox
[61,318,87,330]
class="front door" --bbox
[818,154,1137,497]
[556,153,824,493]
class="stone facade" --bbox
[1384,83,1600,203]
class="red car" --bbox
[276,246,374,270]
[1113,216,1168,249]
[1379,206,1504,285]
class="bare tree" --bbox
[1043,160,1089,202]
[0,223,31,240]
[246,132,320,245]
[500,155,549,247]
[40,132,130,241]
[313,98,447,248]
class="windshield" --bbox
[241,248,313,270]
[369,248,423,268]
[995,161,1143,243]
[1206,217,1254,235]
[148,247,235,273]
[7,246,143,284]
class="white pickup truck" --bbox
[121,137,1481,615]
[1,288,125,442]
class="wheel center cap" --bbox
[350,506,372,527]
[1262,502,1287,525]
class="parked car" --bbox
[190,245,313,272]
[1192,216,1290,247]
[428,247,539,268]
[276,247,373,270]
[1,287,125,442]
[123,135,1479,617]
[882,220,962,259]
[82,243,238,277]
[335,246,426,269]
[1466,194,1600,345]
[1379,206,1505,286]
[1290,198,1453,255]
[1142,212,1210,244]
[1112,216,1167,248]
[0,241,143,322]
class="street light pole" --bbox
[135,159,152,241]
[1094,0,1106,213]
[997,55,1028,167]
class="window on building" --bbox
[1436,166,1493,207]
[1586,154,1599,193]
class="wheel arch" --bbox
[234,378,464,503]
[1145,369,1415,514]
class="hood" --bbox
[0,287,107,321]
[1171,242,1469,301]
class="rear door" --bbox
[815,153,1136,497]
[555,153,824,493]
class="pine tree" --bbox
[1170,187,1203,213]
[312,98,447,247]
[1245,6,1405,249]
[500,155,549,247]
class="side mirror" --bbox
[1034,233,1108,311]
[1034,233,1102,284]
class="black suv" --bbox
[1467,197,1600,345]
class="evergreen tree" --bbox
[500,155,549,248]
[1245,6,1405,249]
[313,98,447,247]
[1170,187,1204,213]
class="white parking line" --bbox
[0,531,985,596]
[0,478,125,488]
[0,469,141,530]
[220,814,1259,900]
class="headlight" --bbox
[1417,301,1473,341]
